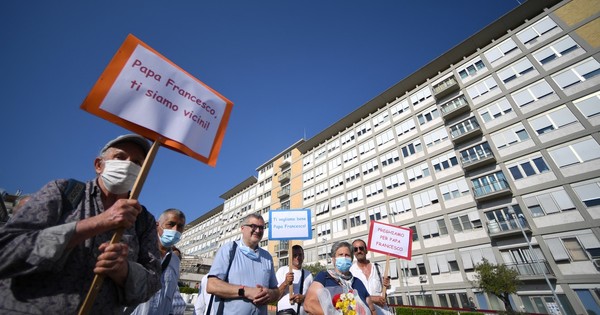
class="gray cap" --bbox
[101,134,151,156]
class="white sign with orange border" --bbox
[367,220,412,260]
[81,34,233,166]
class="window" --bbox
[466,76,499,100]
[401,138,423,158]
[485,205,522,232]
[490,123,530,149]
[389,196,411,215]
[315,182,328,196]
[507,154,551,180]
[439,178,470,201]
[375,128,395,147]
[546,234,600,262]
[478,98,513,123]
[532,35,581,65]
[341,130,356,147]
[347,188,363,204]
[395,117,417,137]
[316,223,331,236]
[380,149,400,168]
[330,194,345,210]
[303,155,313,168]
[460,247,496,270]
[458,57,487,80]
[303,187,315,201]
[410,86,432,107]
[413,188,439,209]
[332,217,348,233]
[511,79,555,107]
[484,38,519,65]
[572,180,600,208]
[302,170,314,183]
[548,137,600,168]
[355,121,372,139]
[431,151,459,172]
[364,180,383,198]
[429,253,460,275]
[423,127,449,147]
[497,57,536,84]
[358,139,376,156]
[368,204,388,221]
[573,91,600,119]
[528,105,577,135]
[384,171,406,190]
[315,201,329,216]
[516,16,559,46]
[416,105,440,126]
[342,148,358,165]
[349,210,367,227]
[450,210,482,232]
[420,218,448,239]
[551,57,600,90]
[344,166,361,184]
[372,110,390,129]
[523,187,576,217]
[404,256,426,276]
[391,99,410,117]
[328,155,342,173]
[329,174,344,190]
[407,162,431,182]
[327,139,340,154]
[314,164,327,180]
[361,158,379,175]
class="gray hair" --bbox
[241,213,264,225]
[158,208,186,223]
[331,241,353,261]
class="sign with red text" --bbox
[81,34,233,166]
[268,209,312,240]
[367,220,412,260]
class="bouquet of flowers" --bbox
[332,291,357,315]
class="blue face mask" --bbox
[335,257,353,272]
[159,229,181,247]
[239,242,259,260]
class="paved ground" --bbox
[183,304,277,315]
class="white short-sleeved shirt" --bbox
[275,266,313,315]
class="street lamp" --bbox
[508,208,566,315]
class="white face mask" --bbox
[100,160,141,194]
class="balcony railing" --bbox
[279,171,291,183]
[460,147,495,170]
[487,217,529,238]
[505,261,553,277]
[277,187,290,199]
[450,117,482,144]
[473,179,511,201]
[432,76,460,100]
[440,95,470,120]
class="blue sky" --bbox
[1,1,519,221]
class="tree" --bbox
[304,262,327,276]
[473,258,521,313]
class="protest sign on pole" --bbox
[78,34,233,314]
[269,209,312,299]
[81,33,233,166]
[367,220,412,260]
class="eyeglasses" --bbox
[353,246,366,252]
[243,224,265,231]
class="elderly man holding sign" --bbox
[0,134,162,314]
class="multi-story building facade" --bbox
[179,0,600,313]
[295,0,600,314]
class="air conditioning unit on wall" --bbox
[419,275,427,283]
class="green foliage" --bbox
[436,310,457,315]
[473,258,521,312]
[396,307,484,315]
[304,262,327,276]
[179,286,199,294]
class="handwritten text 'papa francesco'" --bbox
[128,59,218,130]
[272,216,308,230]
[375,227,406,252]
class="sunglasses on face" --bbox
[243,224,265,231]
[353,246,366,252]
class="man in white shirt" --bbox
[349,239,393,315]
[275,245,314,315]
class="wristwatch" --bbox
[238,286,245,298]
